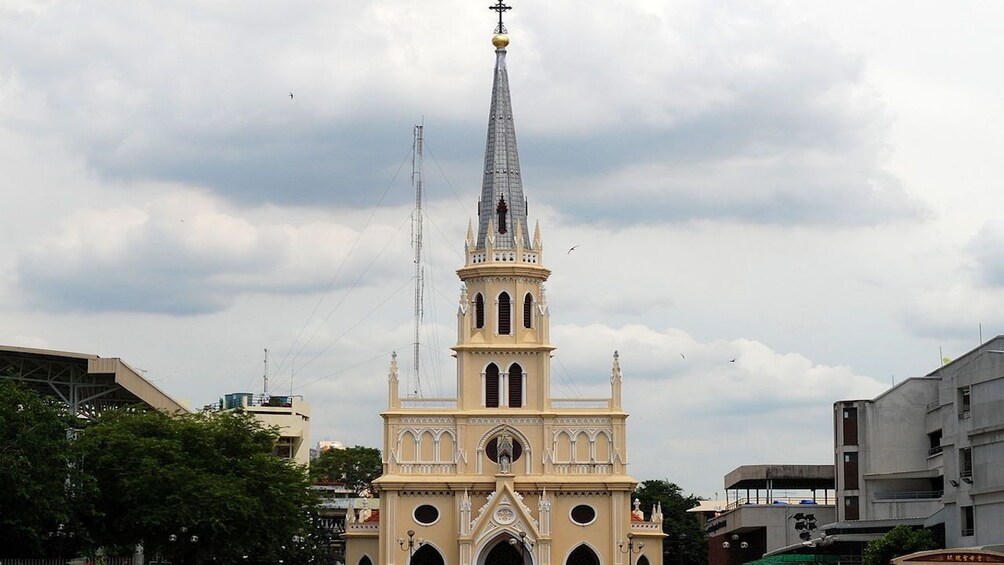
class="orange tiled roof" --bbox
[364,509,380,523]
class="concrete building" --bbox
[705,465,835,565]
[216,392,312,466]
[344,11,663,565]
[831,336,1004,551]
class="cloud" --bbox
[12,189,410,315]
[0,0,922,226]
[970,220,1004,288]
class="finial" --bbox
[489,0,511,47]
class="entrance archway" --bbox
[482,539,525,565]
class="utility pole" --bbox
[411,124,425,398]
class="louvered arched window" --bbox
[523,292,533,329]
[508,363,523,407]
[475,293,485,329]
[498,292,511,335]
[485,363,500,408]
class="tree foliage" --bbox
[634,479,708,565]
[76,408,318,563]
[0,378,89,557]
[863,525,938,565]
[309,445,382,492]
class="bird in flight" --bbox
[289,92,294,99]
[567,245,579,254]
[729,358,736,363]
[680,353,686,359]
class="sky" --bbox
[2,0,1004,499]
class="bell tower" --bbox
[345,6,666,565]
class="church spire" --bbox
[476,3,529,250]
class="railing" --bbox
[552,463,613,474]
[400,398,457,409]
[723,496,825,512]
[873,490,943,501]
[551,399,610,409]
[928,445,943,456]
[397,463,457,474]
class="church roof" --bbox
[475,34,530,250]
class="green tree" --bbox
[0,379,89,557]
[76,408,317,563]
[863,525,938,565]
[309,445,382,492]
[634,479,708,565]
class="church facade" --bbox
[345,15,664,565]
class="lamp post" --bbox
[722,533,749,565]
[168,527,199,565]
[619,532,645,565]
[508,530,534,564]
[47,523,76,559]
[398,529,425,562]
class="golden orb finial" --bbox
[492,33,509,48]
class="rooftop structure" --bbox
[0,344,188,418]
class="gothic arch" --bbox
[475,293,485,329]
[594,430,612,463]
[508,362,524,408]
[399,430,418,462]
[358,555,373,565]
[419,430,436,462]
[475,425,533,474]
[475,531,533,565]
[485,362,501,407]
[497,291,512,335]
[523,292,534,329]
[638,556,651,565]
[411,543,446,565]
[575,431,591,462]
[563,543,601,565]
[553,430,573,463]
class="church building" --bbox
[345,7,664,565]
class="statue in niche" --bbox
[496,194,508,234]
[498,432,514,474]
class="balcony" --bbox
[873,490,943,501]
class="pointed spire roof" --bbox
[476,29,529,250]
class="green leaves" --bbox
[309,444,382,492]
[862,525,938,565]
[634,479,709,565]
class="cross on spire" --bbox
[489,0,511,34]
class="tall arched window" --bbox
[411,544,445,565]
[475,293,485,329]
[508,363,523,408]
[637,557,651,565]
[358,557,373,565]
[523,292,533,329]
[498,292,511,335]
[485,363,500,408]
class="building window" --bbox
[842,405,858,446]
[961,505,975,536]
[475,293,485,329]
[843,451,859,490]
[508,363,523,408]
[959,386,971,419]
[485,363,500,407]
[570,504,597,525]
[413,504,440,525]
[523,293,533,329]
[844,496,859,520]
[960,447,973,479]
[498,292,511,335]
[928,430,943,456]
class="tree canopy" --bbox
[76,407,319,563]
[309,445,382,492]
[863,525,938,565]
[0,379,88,556]
[634,479,708,565]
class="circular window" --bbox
[486,437,523,463]
[413,504,440,525]
[570,504,596,525]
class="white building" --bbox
[833,335,1004,549]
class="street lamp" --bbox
[663,533,688,565]
[619,532,645,565]
[168,526,199,565]
[722,534,748,550]
[508,530,534,564]
[398,529,426,561]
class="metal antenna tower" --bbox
[411,124,425,398]
[262,348,270,399]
